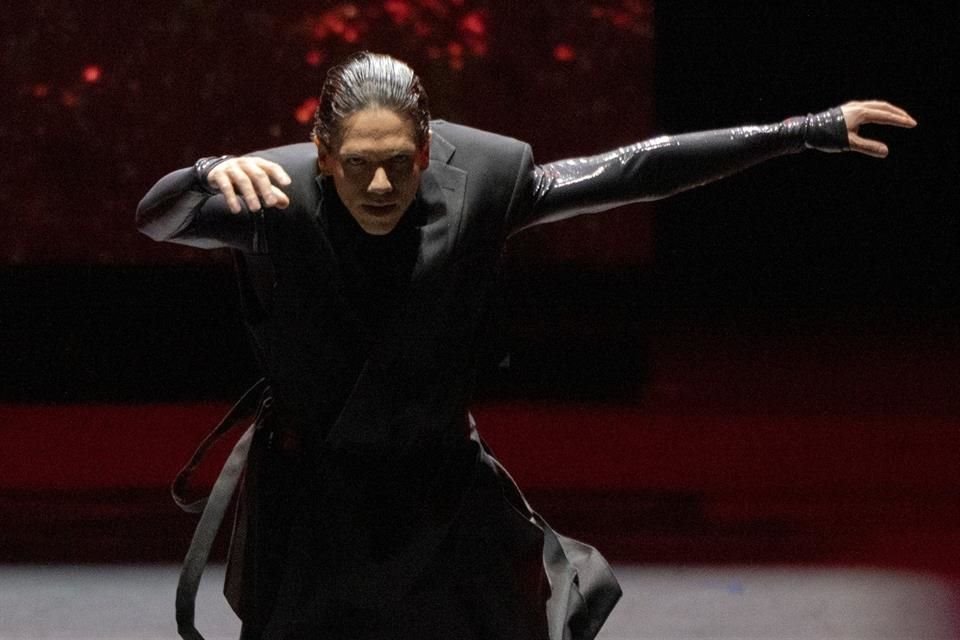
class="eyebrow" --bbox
[343,150,412,156]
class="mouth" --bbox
[361,203,398,215]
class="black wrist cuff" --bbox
[194,155,234,194]
[802,107,849,153]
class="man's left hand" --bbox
[840,100,917,158]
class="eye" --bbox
[343,156,366,167]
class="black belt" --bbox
[172,378,270,640]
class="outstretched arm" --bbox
[136,156,292,251]
[513,101,914,234]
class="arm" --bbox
[514,100,915,233]
[136,156,291,252]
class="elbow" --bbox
[135,198,168,242]
[135,194,193,243]
[135,168,202,242]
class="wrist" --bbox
[194,155,234,194]
[801,107,849,153]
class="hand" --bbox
[207,157,292,213]
[840,100,917,158]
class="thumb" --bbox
[848,132,889,158]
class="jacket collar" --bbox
[411,130,465,279]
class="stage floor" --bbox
[2,564,958,639]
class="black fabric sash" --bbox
[172,378,270,640]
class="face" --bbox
[317,108,430,235]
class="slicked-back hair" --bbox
[312,52,430,151]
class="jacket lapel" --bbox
[374,133,465,368]
[411,161,465,281]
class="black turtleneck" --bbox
[323,188,421,344]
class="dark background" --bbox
[2,2,959,567]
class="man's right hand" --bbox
[207,157,293,213]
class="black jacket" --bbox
[137,113,848,639]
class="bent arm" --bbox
[514,108,848,234]
[136,165,267,252]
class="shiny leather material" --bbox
[521,107,848,231]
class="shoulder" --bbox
[245,143,320,212]
[246,142,317,176]
[429,120,532,173]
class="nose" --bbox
[367,167,393,195]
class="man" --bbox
[137,52,915,640]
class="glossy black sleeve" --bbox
[512,108,848,234]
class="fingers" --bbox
[270,185,291,209]
[261,161,293,189]
[207,157,292,213]
[226,164,262,212]
[843,100,917,129]
[848,132,888,159]
[209,170,243,213]
[862,103,917,128]
[860,100,914,123]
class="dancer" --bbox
[137,52,915,640]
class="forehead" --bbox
[338,108,418,155]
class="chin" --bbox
[356,214,402,236]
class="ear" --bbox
[416,130,432,170]
[314,137,335,175]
